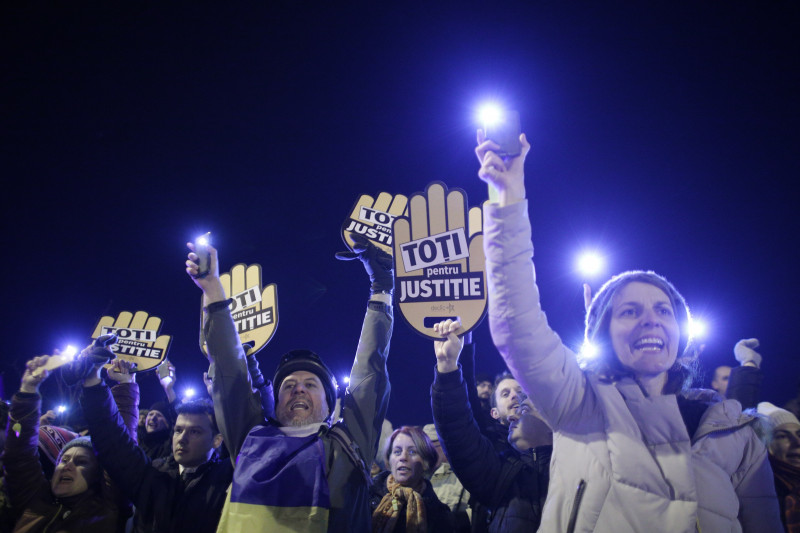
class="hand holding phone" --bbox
[484,109,521,159]
[157,359,175,385]
[193,232,211,279]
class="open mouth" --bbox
[290,400,309,411]
[633,337,665,351]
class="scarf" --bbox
[770,454,800,533]
[372,474,427,533]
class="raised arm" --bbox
[4,356,53,510]
[187,243,264,460]
[726,339,763,410]
[335,234,394,460]
[478,132,596,430]
[81,359,152,505]
[430,320,507,506]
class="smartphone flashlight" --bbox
[194,232,211,278]
[483,109,521,158]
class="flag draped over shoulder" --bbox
[217,424,330,533]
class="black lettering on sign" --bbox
[102,326,156,342]
[230,286,261,314]
[398,272,484,303]
[235,307,274,334]
[115,343,163,359]
[399,228,468,273]
[358,206,396,227]
[344,219,393,245]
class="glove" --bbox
[335,234,394,294]
[246,351,267,390]
[62,334,118,386]
[734,338,762,367]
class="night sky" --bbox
[3,2,798,427]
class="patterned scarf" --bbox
[770,454,800,533]
[372,474,427,533]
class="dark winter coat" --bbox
[431,367,550,533]
[81,383,232,533]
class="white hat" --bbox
[758,402,800,428]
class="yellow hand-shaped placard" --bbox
[341,192,409,256]
[392,182,487,340]
[201,263,278,356]
[91,311,171,372]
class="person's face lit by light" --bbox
[608,282,680,379]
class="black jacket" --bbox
[431,366,550,533]
[369,471,455,533]
[81,383,233,533]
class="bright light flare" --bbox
[688,317,708,339]
[576,251,605,277]
[342,376,350,385]
[579,341,599,359]
[183,388,196,399]
[477,103,504,127]
[196,235,209,246]
[63,345,78,359]
[57,405,67,414]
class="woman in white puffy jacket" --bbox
[475,130,781,533]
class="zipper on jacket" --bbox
[42,504,63,533]
[566,479,586,533]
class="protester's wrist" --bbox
[19,383,39,394]
[369,292,392,305]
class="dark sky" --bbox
[3,2,798,426]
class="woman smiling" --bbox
[476,130,781,533]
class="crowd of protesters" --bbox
[2,131,797,532]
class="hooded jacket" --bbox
[482,200,781,533]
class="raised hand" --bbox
[433,319,464,373]
[734,338,762,367]
[335,233,394,294]
[21,355,51,393]
[40,410,57,426]
[475,130,530,207]
[108,358,137,384]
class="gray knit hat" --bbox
[55,436,94,463]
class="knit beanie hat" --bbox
[55,436,94,464]
[38,425,79,466]
[758,402,800,428]
[273,349,337,421]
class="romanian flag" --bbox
[217,425,330,533]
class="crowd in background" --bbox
[2,134,799,533]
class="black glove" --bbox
[246,350,266,390]
[335,234,394,294]
[61,334,118,386]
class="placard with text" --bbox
[392,182,487,340]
